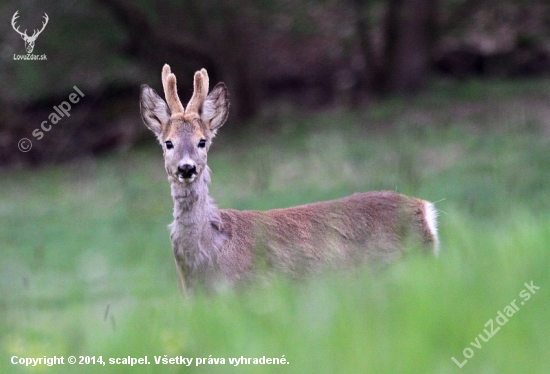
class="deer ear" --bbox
[140,85,171,137]
[201,82,229,133]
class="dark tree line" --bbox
[2,0,550,165]
[96,0,441,119]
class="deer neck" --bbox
[169,167,223,273]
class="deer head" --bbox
[11,11,49,54]
[140,65,229,184]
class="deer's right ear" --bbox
[201,82,229,134]
[140,85,171,137]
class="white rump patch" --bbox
[424,201,440,254]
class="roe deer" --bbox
[140,65,439,294]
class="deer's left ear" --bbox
[201,82,229,133]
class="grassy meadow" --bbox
[1,79,550,373]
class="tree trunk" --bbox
[352,0,380,89]
[383,0,438,93]
[219,3,260,122]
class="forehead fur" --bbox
[164,114,209,140]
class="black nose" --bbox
[177,164,197,179]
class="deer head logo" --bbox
[11,11,49,54]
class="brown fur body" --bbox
[221,192,434,274]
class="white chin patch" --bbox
[178,175,196,184]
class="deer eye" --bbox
[165,140,174,149]
[198,139,206,148]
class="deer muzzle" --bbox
[176,163,197,182]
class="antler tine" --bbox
[11,11,19,27]
[161,64,171,93]
[161,64,185,115]
[185,69,209,115]
[11,11,27,37]
[33,13,48,38]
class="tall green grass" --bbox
[1,79,550,373]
